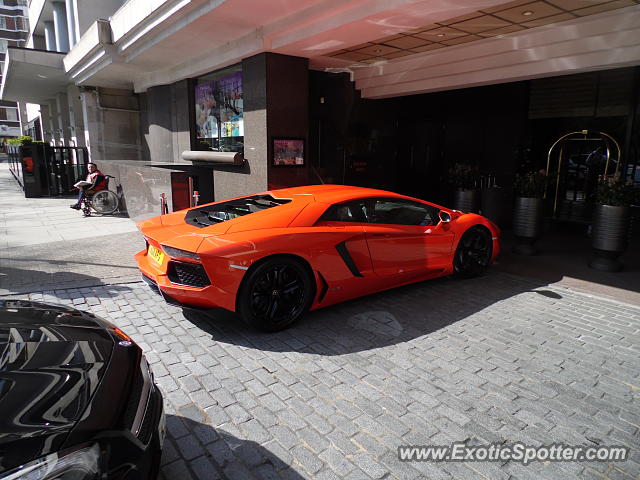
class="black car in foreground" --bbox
[0,300,164,480]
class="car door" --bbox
[362,198,454,278]
[314,201,373,278]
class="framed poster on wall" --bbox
[273,138,305,166]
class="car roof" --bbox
[269,184,406,204]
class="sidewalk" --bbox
[0,162,142,294]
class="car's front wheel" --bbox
[453,226,493,278]
[237,257,314,332]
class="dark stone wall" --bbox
[309,72,529,205]
[265,53,312,190]
[309,67,638,207]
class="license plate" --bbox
[147,245,165,265]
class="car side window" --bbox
[364,198,438,226]
[320,198,439,226]
[318,201,367,223]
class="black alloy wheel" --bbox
[238,258,313,332]
[453,227,493,278]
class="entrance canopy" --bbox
[1,48,67,104]
[3,0,640,101]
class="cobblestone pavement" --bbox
[12,270,640,480]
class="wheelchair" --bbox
[81,175,119,217]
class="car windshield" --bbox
[185,195,290,227]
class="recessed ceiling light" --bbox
[373,48,382,54]
[436,33,445,37]
[522,10,534,16]
[37,74,47,79]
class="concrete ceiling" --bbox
[6,0,640,103]
[0,47,67,103]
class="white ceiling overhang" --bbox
[8,0,640,101]
[353,7,640,98]
[0,47,67,104]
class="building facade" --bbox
[1,0,639,219]
[0,0,28,143]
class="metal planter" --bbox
[589,204,630,272]
[453,189,480,213]
[481,187,510,228]
[512,197,544,255]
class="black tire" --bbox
[237,257,314,332]
[92,190,119,215]
[453,227,493,278]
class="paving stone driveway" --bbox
[19,271,640,480]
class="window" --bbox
[185,194,289,228]
[320,198,440,226]
[319,202,367,223]
[6,108,18,121]
[16,17,27,31]
[192,63,243,153]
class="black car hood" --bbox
[0,301,114,473]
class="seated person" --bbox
[70,163,107,209]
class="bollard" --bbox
[193,190,200,206]
[160,193,168,215]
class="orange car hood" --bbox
[137,198,310,249]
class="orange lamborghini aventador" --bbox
[135,185,500,331]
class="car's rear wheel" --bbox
[453,226,493,278]
[238,257,313,332]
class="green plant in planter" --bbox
[6,135,33,146]
[594,174,636,206]
[589,174,638,272]
[448,163,479,190]
[514,169,548,198]
[448,163,480,212]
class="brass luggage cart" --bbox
[545,130,621,224]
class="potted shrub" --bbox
[512,170,547,255]
[589,175,637,271]
[449,163,480,213]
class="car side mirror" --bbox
[439,211,451,223]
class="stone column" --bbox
[18,103,28,135]
[44,21,56,51]
[80,89,101,160]
[212,53,309,200]
[64,0,77,48]
[45,100,61,145]
[55,92,71,146]
[52,2,70,53]
[67,84,85,148]
[38,104,51,143]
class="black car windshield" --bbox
[185,195,290,227]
